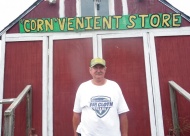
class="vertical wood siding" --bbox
[114,0,122,15]
[155,36,190,135]
[102,37,151,136]
[65,0,77,17]
[53,38,93,135]
[3,41,42,136]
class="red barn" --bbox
[0,0,190,135]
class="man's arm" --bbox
[119,112,128,136]
[73,112,81,136]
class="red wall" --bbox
[3,41,42,136]
[155,36,190,135]
[103,37,151,135]
[53,38,93,135]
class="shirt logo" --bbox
[90,96,113,118]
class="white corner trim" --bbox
[143,32,157,136]
[122,0,128,15]
[149,32,165,136]
[109,0,115,15]
[42,36,49,136]
[59,0,65,17]
[93,34,98,58]
[97,35,103,58]
[143,33,156,136]
[76,0,81,17]
[48,36,54,136]
[0,33,6,136]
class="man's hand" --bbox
[73,112,81,136]
[119,112,128,136]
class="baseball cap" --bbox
[90,58,106,67]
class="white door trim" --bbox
[48,33,96,136]
[97,32,160,136]
[0,34,48,136]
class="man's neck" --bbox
[92,78,106,86]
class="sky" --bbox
[168,0,190,16]
[0,0,190,60]
[0,0,37,31]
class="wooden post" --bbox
[4,110,15,136]
[169,85,180,136]
[1,85,32,136]
[26,86,32,136]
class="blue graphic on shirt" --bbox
[90,96,113,118]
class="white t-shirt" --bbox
[73,79,129,136]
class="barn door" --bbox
[0,36,48,136]
[48,34,94,136]
[97,33,157,136]
[153,34,190,135]
[49,32,166,136]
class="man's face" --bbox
[89,64,106,80]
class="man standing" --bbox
[73,58,129,136]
